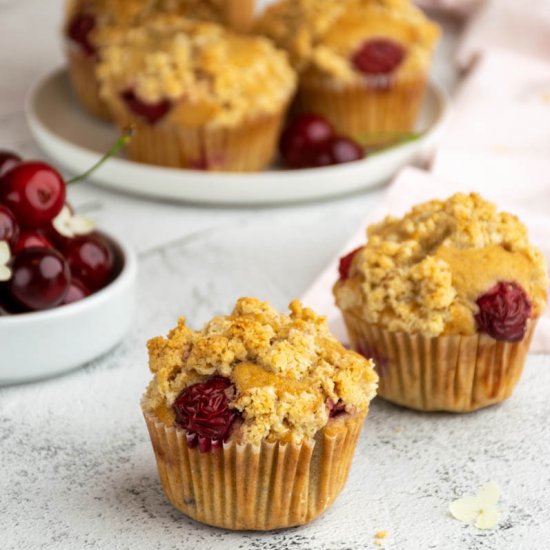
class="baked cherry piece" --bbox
[121,89,172,125]
[327,399,347,418]
[67,13,97,57]
[475,281,532,342]
[280,114,335,168]
[173,376,239,452]
[352,38,406,75]
[338,246,363,281]
[309,136,364,167]
[0,162,66,229]
[0,150,21,177]
[8,248,70,311]
[12,231,53,254]
[0,205,19,247]
[62,279,91,305]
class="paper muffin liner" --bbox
[296,71,428,145]
[224,0,256,32]
[342,311,537,412]
[66,47,112,121]
[143,410,366,530]
[108,104,286,172]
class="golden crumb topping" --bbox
[65,0,230,36]
[334,193,548,337]
[96,16,296,126]
[255,0,439,81]
[143,298,378,445]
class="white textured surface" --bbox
[1,2,549,549]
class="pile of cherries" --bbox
[338,247,533,343]
[0,151,115,315]
[279,113,364,169]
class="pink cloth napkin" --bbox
[458,0,550,68]
[302,167,550,353]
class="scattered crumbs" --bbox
[541,91,550,104]
[449,481,501,530]
[393,426,402,433]
[492,144,511,155]
[374,530,388,547]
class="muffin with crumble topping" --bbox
[63,0,257,121]
[141,297,378,530]
[256,0,440,144]
[97,16,296,171]
[334,193,548,412]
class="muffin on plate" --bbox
[256,0,440,144]
[141,297,378,530]
[334,193,548,412]
[96,16,296,171]
[63,0,257,120]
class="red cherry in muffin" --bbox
[309,136,364,167]
[121,89,172,125]
[280,114,335,168]
[173,376,239,452]
[338,246,363,281]
[64,233,114,292]
[0,150,21,177]
[475,281,532,342]
[12,231,53,254]
[7,248,70,311]
[327,399,347,418]
[0,162,66,229]
[352,38,406,76]
[0,205,19,247]
[67,13,97,57]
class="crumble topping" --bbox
[334,193,548,337]
[143,298,378,445]
[255,0,440,81]
[96,16,296,126]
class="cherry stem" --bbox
[66,126,134,185]
[355,130,422,149]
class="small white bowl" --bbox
[0,234,137,385]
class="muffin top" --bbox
[334,193,548,339]
[255,0,440,82]
[142,298,378,446]
[65,0,228,44]
[96,16,296,127]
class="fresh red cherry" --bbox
[62,279,91,305]
[64,233,114,291]
[339,246,363,281]
[67,13,96,56]
[0,205,19,247]
[121,89,172,125]
[352,38,406,75]
[12,231,53,254]
[475,281,532,342]
[0,162,66,229]
[0,150,21,177]
[173,376,239,452]
[280,114,335,168]
[309,136,364,167]
[8,248,70,311]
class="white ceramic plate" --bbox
[27,68,450,205]
[0,234,137,385]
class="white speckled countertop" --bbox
[1,1,550,549]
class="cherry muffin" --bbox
[256,0,440,144]
[96,16,296,171]
[141,298,378,530]
[63,0,257,120]
[334,193,548,412]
